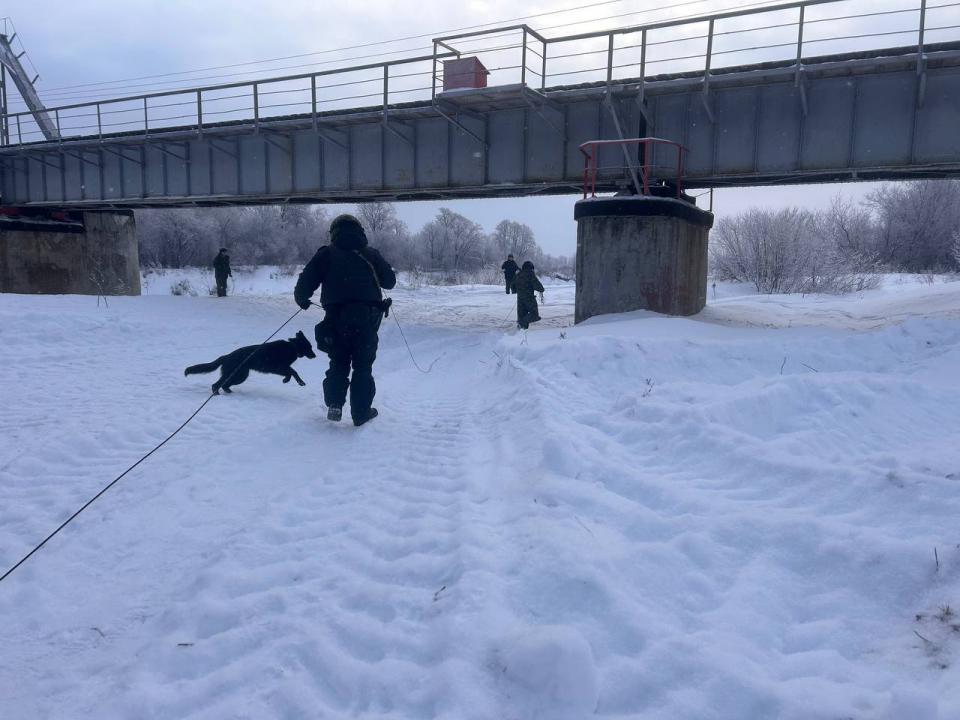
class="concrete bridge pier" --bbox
[574,196,714,323]
[0,210,141,296]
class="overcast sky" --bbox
[3,0,922,255]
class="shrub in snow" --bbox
[405,266,425,290]
[170,279,197,297]
[710,205,880,295]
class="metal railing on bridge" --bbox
[2,0,959,148]
[580,138,689,199]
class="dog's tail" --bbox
[184,358,224,376]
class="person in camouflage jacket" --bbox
[510,260,545,329]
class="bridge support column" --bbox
[0,210,140,296]
[574,196,713,323]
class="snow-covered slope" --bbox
[1,279,959,719]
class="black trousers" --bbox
[505,275,516,294]
[323,313,382,421]
[517,296,541,329]
[216,274,228,297]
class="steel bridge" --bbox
[2,0,960,209]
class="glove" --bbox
[296,296,312,311]
[381,297,393,318]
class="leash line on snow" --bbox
[497,296,519,331]
[0,308,304,587]
[386,300,444,374]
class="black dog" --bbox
[184,330,317,394]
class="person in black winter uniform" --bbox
[294,214,397,427]
[511,260,545,330]
[501,254,519,294]
[213,248,232,297]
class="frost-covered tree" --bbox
[863,180,960,271]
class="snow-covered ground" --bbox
[2,276,960,719]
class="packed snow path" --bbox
[2,280,960,719]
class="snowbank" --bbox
[1,277,959,719]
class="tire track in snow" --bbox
[69,342,503,719]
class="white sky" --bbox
[3,0,927,255]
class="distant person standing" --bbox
[213,247,232,297]
[501,254,519,294]
[511,260,545,330]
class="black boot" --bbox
[354,408,379,427]
[327,406,342,422]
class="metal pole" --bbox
[642,140,649,195]
[918,0,927,74]
[592,148,598,196]
[383,65,389,124]
[432,41,438,100]
[709,187,714,212]
[0,64,7,145]
[704,19,715,80]
[143,97,149,137]
[55,108,60,139]
[17,114,22,146]
[197,90,203,139]
[606,34,615,93]
[96,103,102,140]
[311,75,318,131]
[796,5,805,67]
[521,30,528,86]
[676,146,684,199]
[253,83,259,130]
[639,29,647,103]
[541,40,547,92]
[583,150,589,198]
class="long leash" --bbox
[0,307,305,587]
[385,298,444,374]
[497,296,519,331]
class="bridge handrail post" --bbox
[521,29,528,86]
[96,103,102,141]
[639,28,647,107]
[310,75,318,131]
[918,0,927,74]
[606,34,614,94]
[796,4,805,72]
[383,65,389,125]
[143,97,148,138]
[431,41,438,100]
[196,90,203,140]
[253,83,260,131]
[55,108,60,141]
[704,18,715,95]
[541,39,547,91]
[16,114,21,146]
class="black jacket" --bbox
[294,225,396,309]
[510,268,544,298]
[213,253,231,278]
[501,259,519,277]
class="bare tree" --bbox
[491,219,538,260]
[710,206,878,294]
[863,180,960,270]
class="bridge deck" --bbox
[3,43,960,208]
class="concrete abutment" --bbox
[0,210,140,296]
[574,196,714,323]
